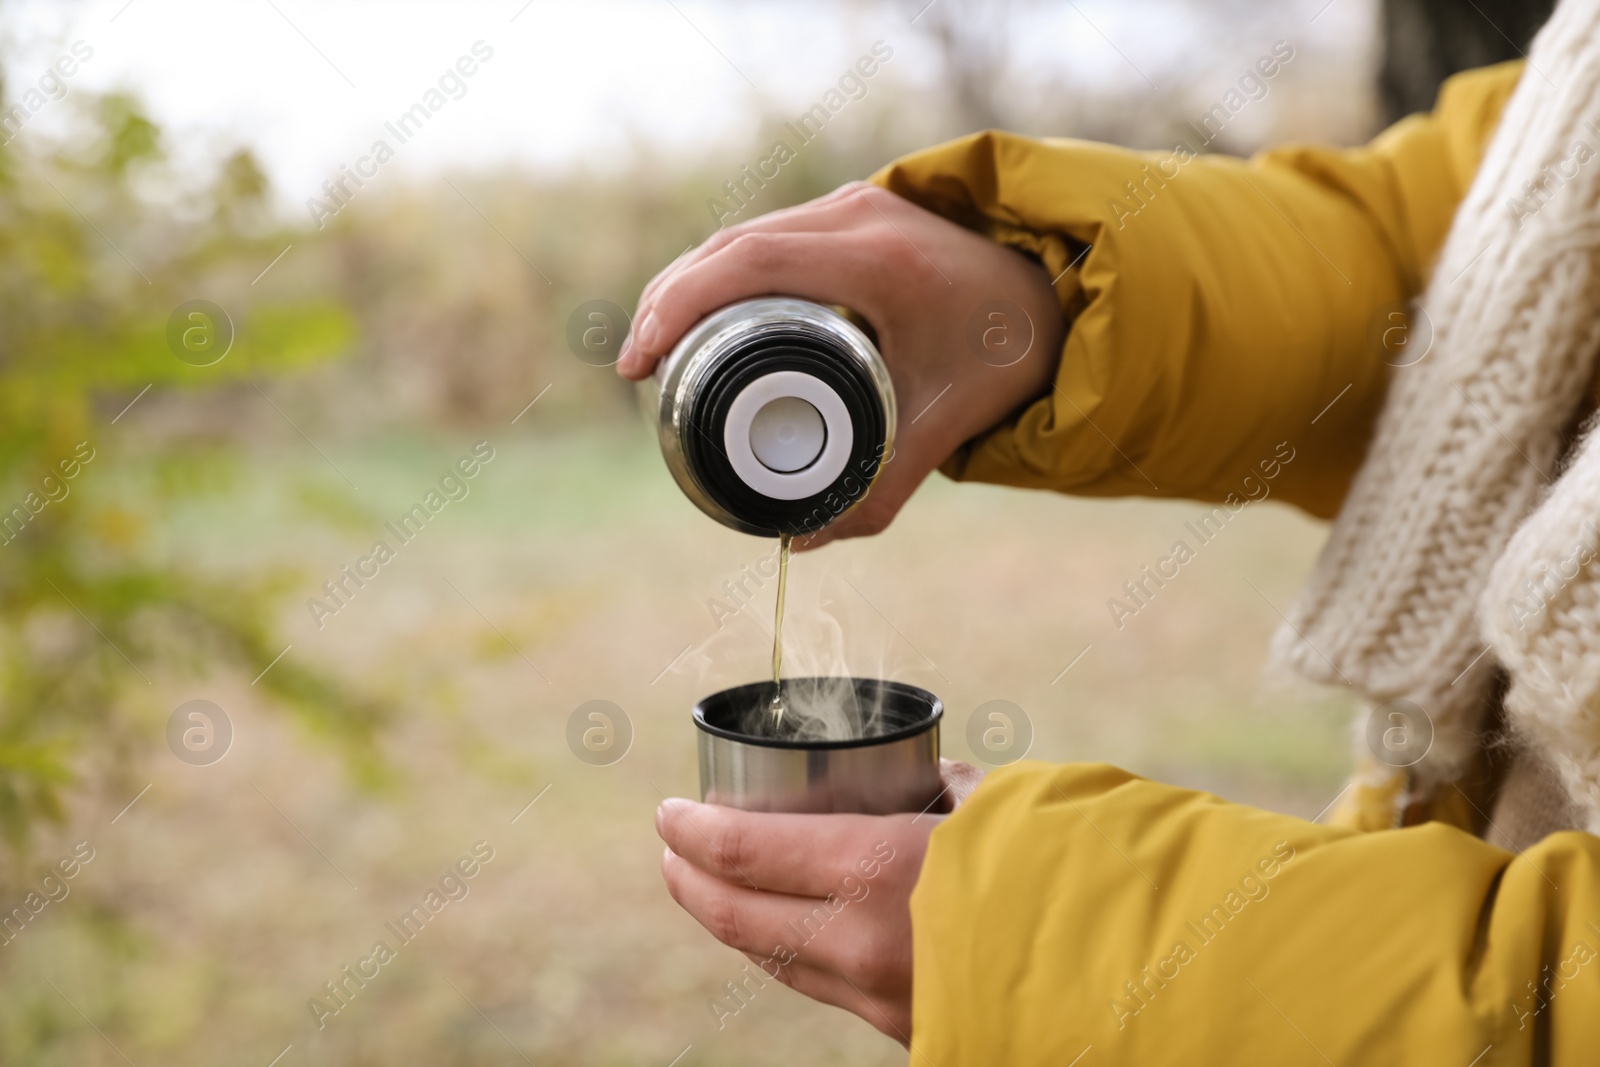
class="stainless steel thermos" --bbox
[652,297,896,537]
[652,298,935,815]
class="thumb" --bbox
[938,759,986,811]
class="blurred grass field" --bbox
[1,420,1355,1066]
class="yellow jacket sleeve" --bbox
[912,762,1600,1064]
[870,61,1522,517]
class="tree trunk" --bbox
[1379,0,1555,122]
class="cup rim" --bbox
[692,675,942,751]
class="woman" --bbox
[619,3,1600,1058]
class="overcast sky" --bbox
[3,0,1371,214]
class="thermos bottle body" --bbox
[652,297,896,537]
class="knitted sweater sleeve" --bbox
[869,61,1523,518]
[910,762,1600,1064]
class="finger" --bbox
[790,458,926,552]
[664,847,901,1007]
[619,183,871,378]
[621,227,876,380]
[792,371,972,549]
[636,182,866,314]
[938,759,986,810]
[791,485,902,552]
[737,951,910,1045]
[656,797,882,896]
[662,847,842,958]
[626,228,915,374]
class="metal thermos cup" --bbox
[693,677,943,814]
[653,298,896,537]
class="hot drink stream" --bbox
[768,532,792,729]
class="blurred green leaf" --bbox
[0,90,379,846]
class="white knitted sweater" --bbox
[1271,0,1600,831]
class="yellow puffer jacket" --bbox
[873,61,1600,1064]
